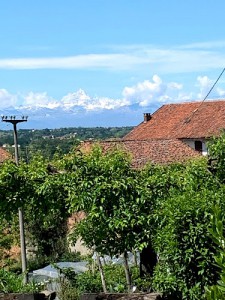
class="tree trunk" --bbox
[102,256,106,266]
[96,252,107,293]
[123,251,132,292]
[133,250,138,267]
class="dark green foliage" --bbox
[2,133,225,298]
[63,146,140,256]
[22,156,69,259]
[59,250,82,262]
[61,147,224,299]
[207,133,225,183]
[205,206,225,299]
[142,160,221,299]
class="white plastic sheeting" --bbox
[29,252,140,297]
[31,261,88,279]
[92,252,140,266]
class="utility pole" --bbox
[2,115,28,284]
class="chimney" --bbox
[143,113,151,123]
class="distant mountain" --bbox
[0,102,158,130]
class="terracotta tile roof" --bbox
[80,139,200,167]
[0,147,11,163]
[124,100,225,140]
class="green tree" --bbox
[207,132,225,182]
[206,206,225,300]
[148,159,221,299]
[0,155,70,262]
[62,145,141,291]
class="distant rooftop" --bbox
[124,100,225,140]
[80,139,200,168]
[0,147,11,163]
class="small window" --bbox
[195,141,203,152]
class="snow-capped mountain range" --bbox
[0,74,219,129]
[0,88,160,129]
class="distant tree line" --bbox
[0,126,133,160]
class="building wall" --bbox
[182,139,207,156]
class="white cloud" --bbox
[216,87,225,97]
[0,40,225,73]
[195,75,225,100]
[123,75,164,106]
[0,88,130,111]
[168,82,183,90]
[178,40,225,50]
[196,76,212,99]
[0,54,148,71]
[0,89,17,108]
[122,75,184,107]
[0,73,224,118]
[176,92,194,102]
[23,92,59,109]
[16,75,225,114]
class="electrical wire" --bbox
[203,68,225,102]
[184,68,225,124]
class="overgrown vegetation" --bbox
[0,155,70,264]
[205,206,225,299]
[1,133,225,297]
[0,269,43,293]
[61,150,222,299]
[58,264,151,296]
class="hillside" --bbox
[0,126,133,160]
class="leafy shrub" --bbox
[75,267,103,293]
[131,266,152,292]
[205,206,225,299]
[146,160,222,299]
[58,263,150,294]
[57,279,79,300]
[59,250,82,262]
[26,255,52,272]
[0,269,42,293]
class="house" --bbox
[82,100,225,167]
[124,100,225,154]
[81,139,200,168]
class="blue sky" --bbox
[1,0,225,129]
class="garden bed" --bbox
[0,291,56,300]
[80,293,162,300]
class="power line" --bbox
[202,68,225,101]
[184,68,225,124]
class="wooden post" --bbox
[2,116,28,284]
[123,251,132,292]
[96,252,107,293]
